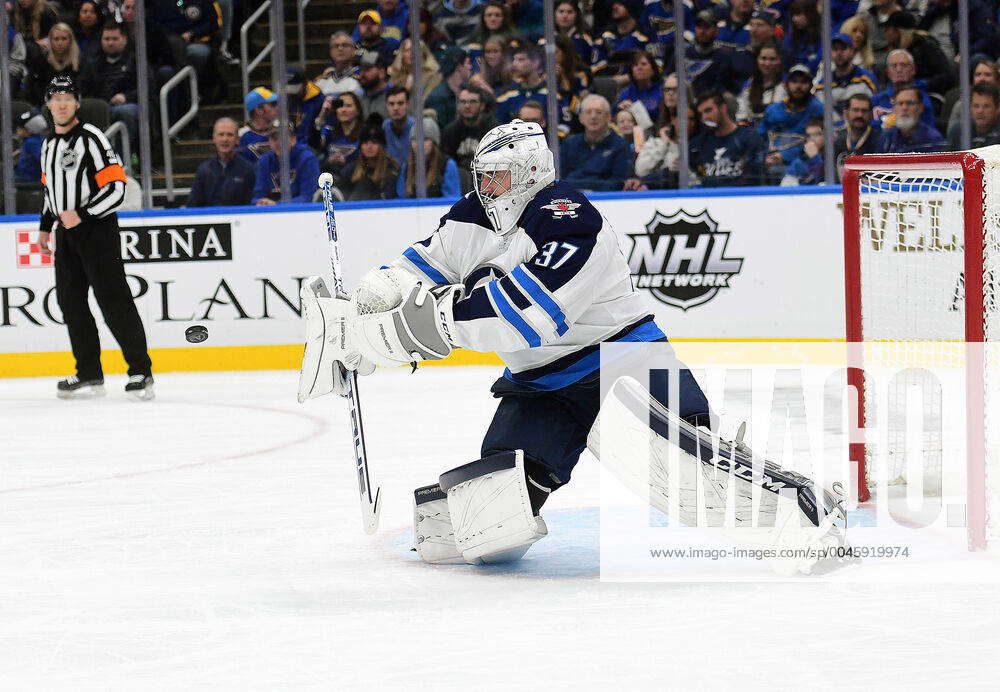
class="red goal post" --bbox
[842,148,997,551]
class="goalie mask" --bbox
[472,120,555,235]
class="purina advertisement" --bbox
[1,188,847,373]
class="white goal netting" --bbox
[851,146,1000,548]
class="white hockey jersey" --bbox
[389,181,664,390]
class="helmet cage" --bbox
[472,149,553,235]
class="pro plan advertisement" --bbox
[2,213,330,354]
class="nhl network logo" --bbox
[626,209,744,311]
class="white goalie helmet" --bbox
[472,120,555,235]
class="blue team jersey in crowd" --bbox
[495,80,550,123]
[593,26,650,73]
[758,97,825,163]
[290,83,325,143]
[815,64,877,108]
[352,2,409,43]
[716,12,751,48]
[686,45,744,95]
[640,0,693,60]
[784,152,824,185]
[251,142,320,204]
[238,130,271,165]
[383,117,414,166]
[387,180,663,390]
[559,130,633,192]
[617,81,664,121]
[538,31,596,69]
[878,122,947,154]
[872,84,937,130]
[782,33,821,73]
[14,135,43,183]
[689,126,764,187]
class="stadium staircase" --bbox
[155,0,369,206]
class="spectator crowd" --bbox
[5,0,241,208]
[7,0,1000,206]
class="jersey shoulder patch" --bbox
[520,182,602,246]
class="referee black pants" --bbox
[54,216,152,380]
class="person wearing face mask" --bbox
[877,84,945,153]
[871,49,936,130]
[629,101,702,189]
[689,90,763,187]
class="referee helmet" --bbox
[45,75,80,102]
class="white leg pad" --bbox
[413,484,464,564]
[438,450,547,565]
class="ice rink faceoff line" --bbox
[1,400,328,494]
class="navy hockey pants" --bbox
[480,339,711,487]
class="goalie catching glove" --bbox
[352,279,464,367]
[297,276,374,402]
[298,268,463,401]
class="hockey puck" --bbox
[185,325,208,343]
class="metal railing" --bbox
[297,0,312,73]
[241,0,311,107]
[0,7,16,213]
[159,65,200,202]
[241,0,274,112]
[104,121,133,178]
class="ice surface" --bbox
[2,367,999,689]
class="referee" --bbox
[38,75,154,401]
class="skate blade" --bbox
[56,384,106,399]
[127,384,155,402]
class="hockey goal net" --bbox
[842,147,1000,550]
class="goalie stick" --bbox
[318,172,381,534]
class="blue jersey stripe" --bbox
[488,281,541,348]
[402,247,449,285]
[504,320,666,390]
[511,266,569,336]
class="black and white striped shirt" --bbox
[40,121,127,232]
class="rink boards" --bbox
[0,186,845,377]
